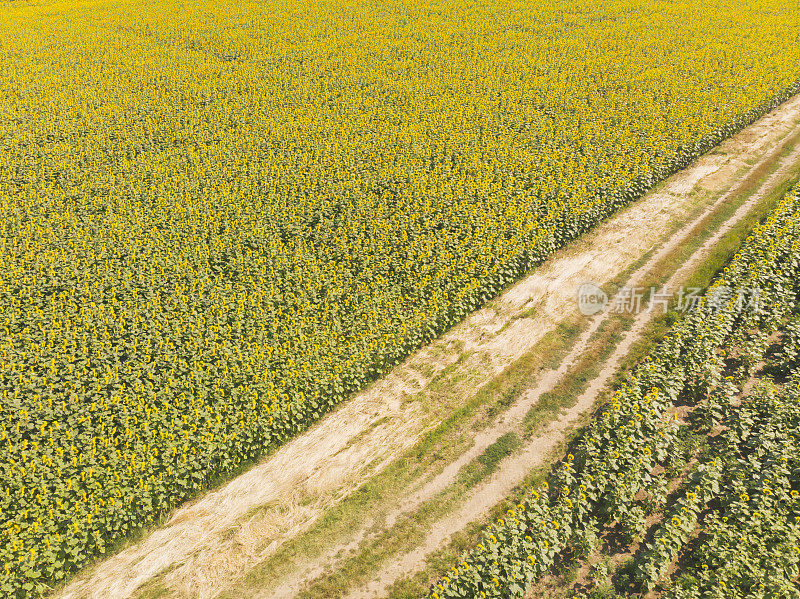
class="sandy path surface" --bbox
[55,93,800,599]
[340,113,800,599]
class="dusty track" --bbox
[56,93,800,599]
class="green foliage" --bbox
[477,433,522,472]
[665,383,800,599]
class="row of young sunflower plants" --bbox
[631,460,722,592]
[663,381,800,599]
[588,287,800,595]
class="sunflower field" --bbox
[2,0,800,594]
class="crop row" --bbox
[626,380,800,599]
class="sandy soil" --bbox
[54,92,800,599]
